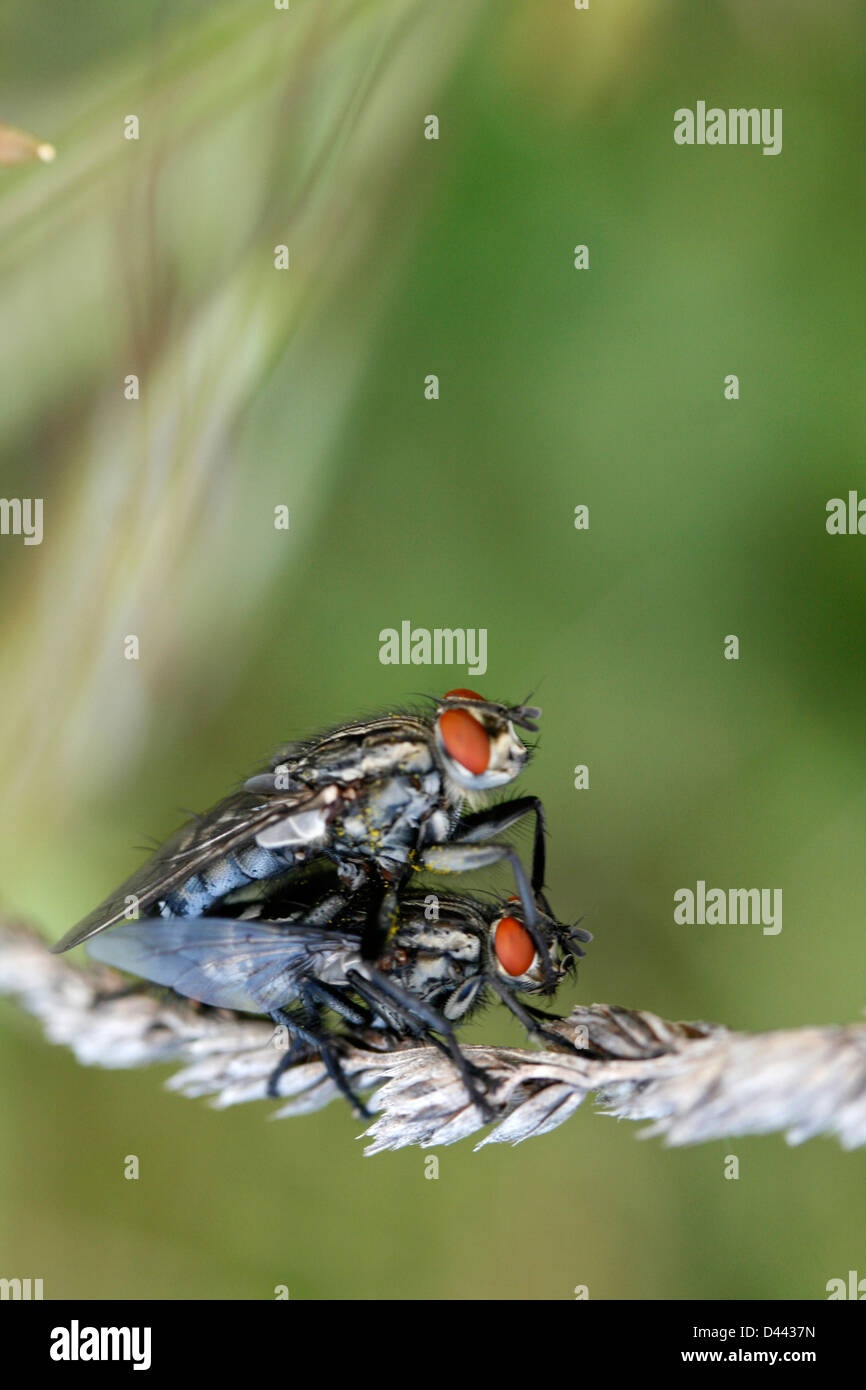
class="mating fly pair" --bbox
[55,690,587,1114]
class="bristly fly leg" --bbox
[302,979,372,1029]
[265,1010,319,1094]
[521,1002,568,1024]
[344,970,425,1040]
[346,968,496,1121]
[486,978,599,1058]
[267,1003,372,1119]
[455,795,548,895]
[419,837,556,992]
[359,874,402,965]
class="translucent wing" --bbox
[53,784,337,955]
[86,917,359,1014]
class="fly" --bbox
[53,691,556,981]
[86,877,592,1118]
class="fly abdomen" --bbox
[160,845,293,916]
[232,844,291,882]
[159,875,213,918]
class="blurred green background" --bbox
[0,0,864,1299]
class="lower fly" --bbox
[87,875,591,1119]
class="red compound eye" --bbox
[438,708,490,774]
[444,688,484,701]
[494,916,536,976]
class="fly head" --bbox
[432,689,539,795]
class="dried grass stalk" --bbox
[2,919,864,1154]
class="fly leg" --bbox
[418,837,557,992]
[486,978,569,1050]
[266,1008,321,1093]
[456,795,548,897]
[346,968,496,1120]
[521,1002,567,1024]
[359,870,406,964]
[267,1003,372,1119]
[302,979,372,1029]
[487,978,599,1057]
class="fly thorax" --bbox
[408,927,480,961]
[403,951,460,994]
[396,928,480,1002]
[354,740,435,780]
[341,772,443,859]
[335,860,368,892]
